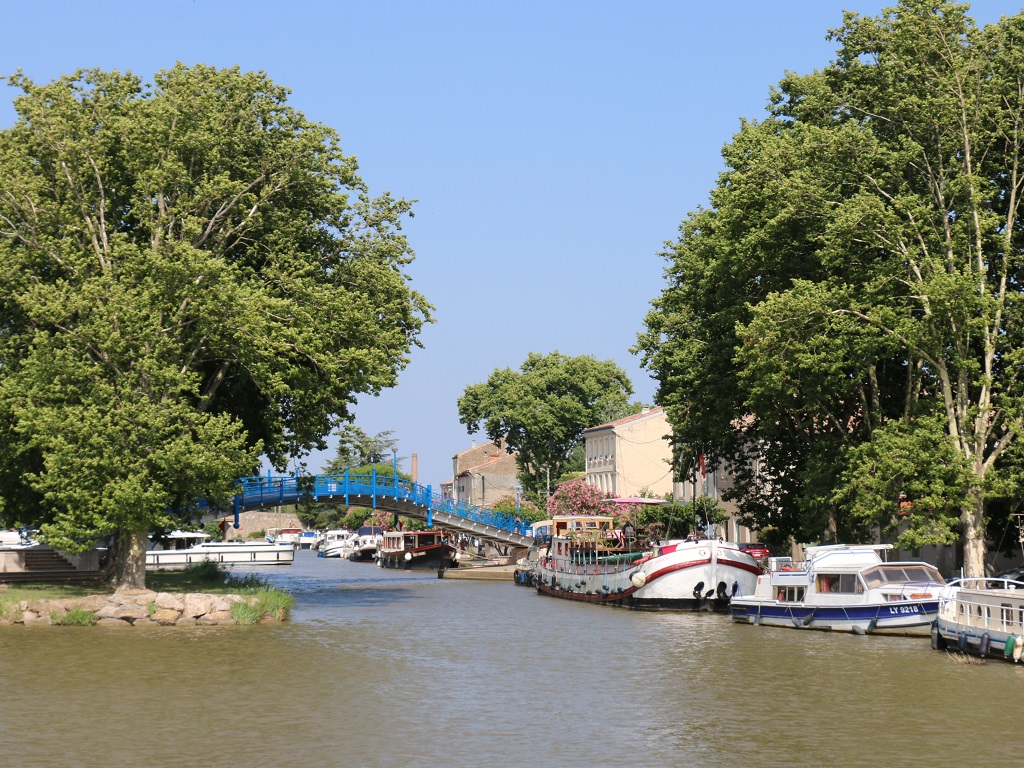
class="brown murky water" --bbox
[1,550,1019,768]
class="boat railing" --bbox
[890,580,945,600]
[768,557,809,573]
[944,576,1024,591]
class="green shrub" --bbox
[185,560,228,585]
[52,608,95,626]
[230,587,293,624]
[224,572,269,591]
[1,599,20,621]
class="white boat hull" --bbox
[935,578,1024,659]
[534,539,762,610]
[146,542,295,569]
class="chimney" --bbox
[411,453,418,483]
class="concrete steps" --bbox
[0,547,104,583]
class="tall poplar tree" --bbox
[636,1,1024,576]
[0,65,432,587]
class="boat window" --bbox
[817,574,838,593]
[817,574,859,593]
[902,565,942,582]
[861,567,885,589]
[1002,604,1013,630]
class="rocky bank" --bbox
[0,587,281,627]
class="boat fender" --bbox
[513,570,521,584]
[1004,635,1016,660]
[957,633,967,652]
[404,552,413,562]
[716,581,728,601]
[1014,635,1024,663]
[852,625,866,636]
[931,622,946,651]
[980,632,991,658]
[692,581,706,600]
[631,572,647,589]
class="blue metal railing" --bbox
[233,472,533,538]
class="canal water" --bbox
[2,550,1020,767]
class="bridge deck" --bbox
[234,472,535,548]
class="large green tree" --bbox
[635,1,1024,576]
[322,425,399,473]
[0,65,432,587]
[457,351,632,499]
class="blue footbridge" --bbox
[233,471,535,548]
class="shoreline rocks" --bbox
[1,586,282,627]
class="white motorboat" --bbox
[146,531,295,569]
[318,529,356,558]
[531,515,762,610]
[344,525,384,561]
[729,544,945,635]
[266,527,303,546]
[934,576,1024,660]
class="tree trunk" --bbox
[113,528,148,590]
[961,489,987,579]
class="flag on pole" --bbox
[699,453,707,478]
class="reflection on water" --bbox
[2,550,1021,768]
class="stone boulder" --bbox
[181,593,213,619]
[153,592,184,612]
[151,609,181,625]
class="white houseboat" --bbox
[146,531,295,569]
[934,576,1024,660]
[531,515,762,610]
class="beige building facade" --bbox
[584,407,674,498]
[584,407,758,545]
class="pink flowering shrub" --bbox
[546,480,612,517]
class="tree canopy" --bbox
[635,0,1024,575]
[321,425,400,474]
[457,351,633,499]
[0,64,432,586]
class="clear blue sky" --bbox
[2,1,1020,487]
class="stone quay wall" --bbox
[0,587,278,627]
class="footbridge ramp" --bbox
[233,472,535,548]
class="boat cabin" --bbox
[149,531,210,551]
[379,530,445,554]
